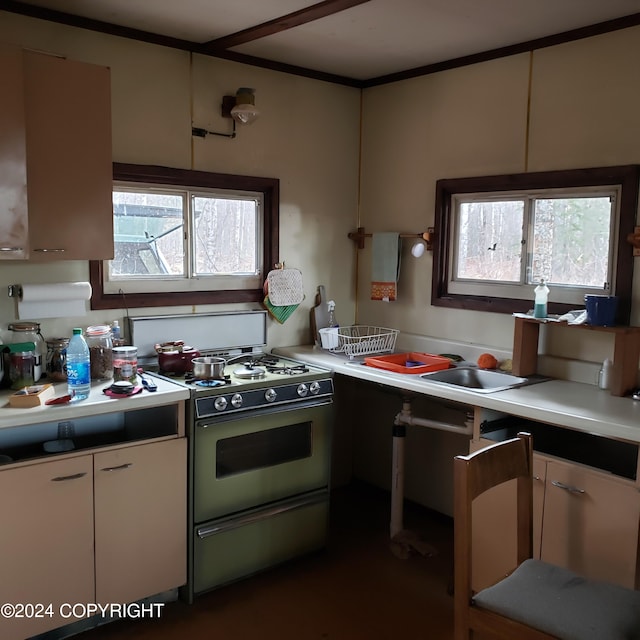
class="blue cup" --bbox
[584,295,618,327]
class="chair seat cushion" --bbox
[473,559,640,640]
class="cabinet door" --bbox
[94,438,187,604]
[0,456,94,640]
[541,460,640,588]
[0,44,28,259]
[23,50,113,260]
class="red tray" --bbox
[364,352,452,374]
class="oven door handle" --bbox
[196,491,327,539]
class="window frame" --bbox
[90,163,279,310]
[432,165,639,324]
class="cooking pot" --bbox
[192,356,226,380]
[156,342,201,374]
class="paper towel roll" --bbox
[17,282,92,319]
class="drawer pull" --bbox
[33,248,66,253]
[51,472,87,482]
[551,480,585,494]
[100,463,133,472]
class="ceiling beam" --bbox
[202,0,371,50]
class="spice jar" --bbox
[8,322,45,381]
[10,350,35,390]
[86,325,113,380]
[46,338,70,382]
[113,346,138,384]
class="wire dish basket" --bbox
[325,325,399,358]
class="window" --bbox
[432,165,639,323]
[90,164,279,310]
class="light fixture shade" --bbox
[230,88,260,125]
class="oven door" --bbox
[193,400,332,523]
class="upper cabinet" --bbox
[0,45,113,261]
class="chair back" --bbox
[453,433,534,638]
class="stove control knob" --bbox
[309,381,321,395]
[297,383,309,397]
[265,388,277,403]
[231,393,243,408]
[214,396,228,411]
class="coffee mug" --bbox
[584,295,618,327]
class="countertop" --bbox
[0,373,190,430]
[273,345,640,445]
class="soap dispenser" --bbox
[533,279,549,319]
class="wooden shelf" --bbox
[512,316,640,397]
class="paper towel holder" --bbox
[8,285,22,298]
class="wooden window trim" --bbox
[90,163,279,311]
[431,165,640,325]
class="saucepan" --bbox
[191,356,226,380]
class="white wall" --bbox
[0,14,360,348]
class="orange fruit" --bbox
[477,353,498,369]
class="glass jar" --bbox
[86,325,113,380]
[9,350,35,390]
[46,337,70,382]
[113,346,138,384]
[8,322,45,381]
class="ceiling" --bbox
[3,0,640,86]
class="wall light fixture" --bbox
[192,88,260,139]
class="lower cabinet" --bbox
[470,438,640,592]
[0,455,94,639]
[0,438,186,640]
[95,439,187,604]
[541,459,639,588]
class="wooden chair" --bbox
[453,432,640,640]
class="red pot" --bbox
[156,342,201,374]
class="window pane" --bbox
[111,191,185,277]
[531,197,611,288]
[192,196,258,275]
[455,200,524,282]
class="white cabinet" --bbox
[0,438,186,640]
[0,45,113,261]
[0,455,94,639]
[95,438,187,604]
[541,459,639,588]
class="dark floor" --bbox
[79,482,455,640]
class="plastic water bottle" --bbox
[67,328,91,401]
[533,280,549,319]
[111,320,121,342]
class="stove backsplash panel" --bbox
[128,311,267,358]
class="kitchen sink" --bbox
[420,367,540,393]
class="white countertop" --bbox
[0,373,190,430]
[274,345,640,445]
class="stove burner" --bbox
[185,373,231,385]
[233,365,267,379]
[195,379,227,388]
[266,364,310,375]
[232,354,279,368]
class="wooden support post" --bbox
[512,317,541,377]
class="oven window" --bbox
[216,422,312,478]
